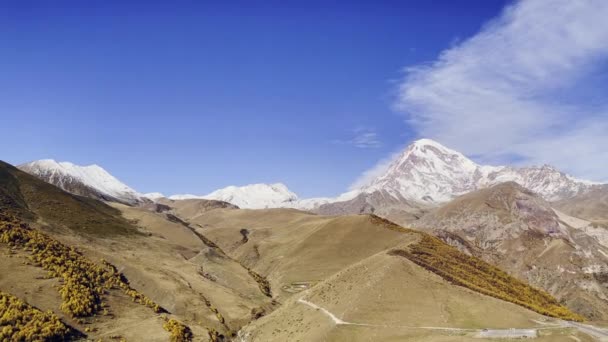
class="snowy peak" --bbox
[363,139,482,202]
[143,192,166,200]
[18,159,143,205]
[358,139,600,204]
[481,165,597,202]
[169,182,299,209]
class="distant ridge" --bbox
[18,159,144,205]
[308,139,603,217]
[19,139,604,210]
[169,183,298,209]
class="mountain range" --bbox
[18,139,603,212]
[4,138,608,340]
[18,139,601,212]
[18,159,144,205]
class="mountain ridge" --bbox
[18,159,144,205]
[304,139,604,217]
[412,181,608,320]
[17,139,604,211]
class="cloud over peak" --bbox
[334,127,382,149]
[396,0,608,181]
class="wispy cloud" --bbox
[349,147,402,190]
[334,128,382,149]
[392,0,608,181]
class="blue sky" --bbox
[2,1,606,197]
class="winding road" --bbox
[298,298,608,340]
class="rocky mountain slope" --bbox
[360,139,599,203]
[310,139,603,218]
[18,159,144,205]
[413,182,608,320]
[554,184,608,223]
[20,139,602,214]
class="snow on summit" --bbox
[169,183,299,209]
[18,159,143,204]
[18,138,602,210]
[357,139,600,203]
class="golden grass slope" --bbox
[373,215,581,321]
[188,209,418,301]
[389,234,582,321]
[0,213,194,341]
[190,208,581,322]
[239,228,585,341]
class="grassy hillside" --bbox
[381,221,583,321]
[0,161,137,236]
[412,183,608,320]
[0,213,198,341]
[238,217,585,341]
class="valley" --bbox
[2,139,608,341]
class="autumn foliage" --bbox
[389,233,584,321]
[163,318,193,342]
[0,290,73,341]
[0,214,162,317]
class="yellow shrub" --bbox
[163,318,193,342]
[389,233,584,321]
[0,290,73,340]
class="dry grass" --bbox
[0,213,196,340]
[388,233,584,321]
[0,161,139,236]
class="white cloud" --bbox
[394,0,608,181]
[349,148,403,190]
[334,128,382,149]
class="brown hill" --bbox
[554,185,608,223]
[415,181,608,320]
[0,160,596,341]
[0,160,137,236]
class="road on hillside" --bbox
[298,297,608,341]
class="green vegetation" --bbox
[162,318,193,342]
[0,290,74,341]
[388,233,584,321]
[0,161,138,236]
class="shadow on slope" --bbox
[0,161,137,236]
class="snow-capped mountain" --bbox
[143,192,166,200]
[312,139,602,217]
[19,139,601,211]
[169,183,299,209]
[18,159,144,205]
[360,139,487,203]
[358,138,598,203]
